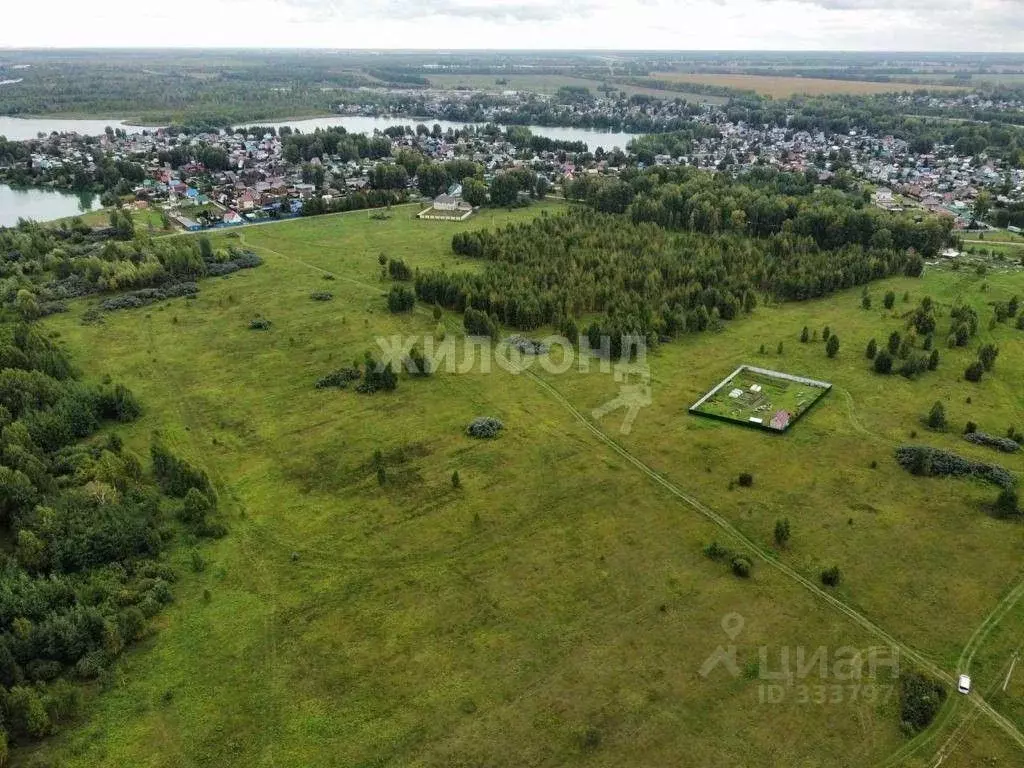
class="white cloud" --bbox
[0,0,1022,50]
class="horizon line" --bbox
[3,47,1024,55]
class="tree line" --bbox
[0,220,263,317]
[0,324,219,756]
[566,166,949,260]
[416,196,929,354]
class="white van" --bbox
[957,674,972,695]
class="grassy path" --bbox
[235,226,1024,762]
[521,372,1024,760]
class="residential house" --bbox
[239,188,260,211]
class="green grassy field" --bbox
[22,204,1024,767]
[48,206,172,233]
[691,366,831,431]
[963,230,1024,247]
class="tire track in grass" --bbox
[239,230,1024,756]
[916,581,1024,766]
[138,311,281,766]
[840,386,892,444]
[880,532,1024,764]
[928,651,1021,767]
[957,577,1024,676]
[523,369,945,673]
[519,368,1024,755]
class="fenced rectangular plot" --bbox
[689,365,831,432]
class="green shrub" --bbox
[738,472,754,487]
[703,541,730,561]
[826,334,840,358]
[731,556,752,578]
[887,331,901,355]
[388,258,413,281]
[315,367,361,389]
[895,445,1015,489]
[387,285,415,313]
[994,488,1020,518]
[356,355,398,393]
[773,518,790,547]
[467,416,503,438]
[873,350,893,374]
[965,432,1020,453]
[180,487,214,525]
[820,566,841,587]
[151,438,214,498]
[899,670,946,733]
[926,401,947,431]
[979,343,999,371]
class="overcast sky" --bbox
[2,0,1024,50]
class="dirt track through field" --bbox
[238,230,1024,761]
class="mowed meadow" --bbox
[22,203,1024,767]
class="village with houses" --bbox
[2,85,1024,237]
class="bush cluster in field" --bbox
[315,367,362,389]
[895,445,1016,490]
[703,541,753,578]
[964,432,1021,453]
[466,417,503,438]
[204,250,263,277]
[100,283,198,311]
[899,670,946,734]
[315,354,400,394]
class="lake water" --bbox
[0,184,100,228]
[251,115,638,150]
[0,114,637,150]
[0,116,162,141]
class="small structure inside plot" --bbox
[689,365,831,433]
[417,187,475,221]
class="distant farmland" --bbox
[649,72,967,98]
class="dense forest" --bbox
[565,166,951,254]
[416,169,945,352]
[0,52,393,124]
[0,323,222,757]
